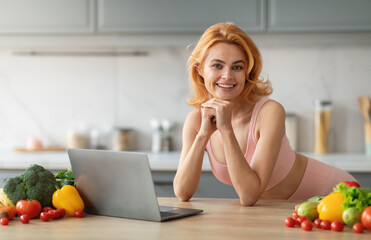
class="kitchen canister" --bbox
[67,129,88,149]
[313,100,332,154]
[366,122,371,155]
[112,128,133,151]
[358,95,371,155]
[285,113,298,151]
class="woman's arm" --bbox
[173,109,216,201]
[202,99,285,206]
[224,101,285,205]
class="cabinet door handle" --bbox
[153,180,173,186]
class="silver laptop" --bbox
[68,148,203,222]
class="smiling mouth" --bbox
[216,83,235,89]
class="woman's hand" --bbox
[199,106,217,137]
[201,98,233,133]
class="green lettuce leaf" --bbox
[334,182,371,212]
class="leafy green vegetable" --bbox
[55,168,75,187]
[334,182,371,212]
[3,164,58,207]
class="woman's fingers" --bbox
[202,98,230,110]
[201,107,216,119]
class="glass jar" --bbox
[285,113,298,151]
[313,100,332,154]
[67,129,87,149]
[112,128,133,151]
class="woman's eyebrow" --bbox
[210,59,245,64]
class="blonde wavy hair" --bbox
[187,22,272,108]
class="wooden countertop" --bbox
[1,198,369,239]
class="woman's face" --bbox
[199,42,247,101]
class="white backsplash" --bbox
[0,34,370,152]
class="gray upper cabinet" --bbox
[0,0,94,34]
[97,0,266,33]
[268,0,371,32]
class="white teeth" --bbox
[217,83,234,88]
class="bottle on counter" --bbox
[161,119,173,152]
[90,126,112,150]
[150,119,162,153]
[313,100,332,154]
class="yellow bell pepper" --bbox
[52,185,84,217]
[317,192,344,222]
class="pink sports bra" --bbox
[205,97,296,190]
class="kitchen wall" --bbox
[0,33,370,153]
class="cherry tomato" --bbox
[285,217,296,228]
[1,218,9,226]
[20,214,30,224]
[301,220,313,231]
[361,206,371,230]
[331,221,344,232]
[42,207,53,213]
[353,222,365,234]
[75,210,84,218]
[296,216,308,226]
[16,200,42,219]
[320,220,331,230]
[48,210,60,220]
[40,212,50,222]
[292,211,299,220]
[313,219,322,228]
[57,208,66,218]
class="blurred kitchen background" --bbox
[1,0,371,154]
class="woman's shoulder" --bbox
[259,98,286,120]
[184,108,202,128]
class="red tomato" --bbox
[57,208,66,218]
[313,219,322,228]
[301,220,313,231]
[48,210,60,220]
[331,221,344,232]
[40,212,50,222]
[296,216,308,226]
[1,218,9,226]
[361,206,371,230]
[353,222,365,234]
[42,207,53,213]
[16,200,42,219]
[20,214,30,224]
[285,217,296,228]
[75,210,84,218]
[292,211,299,220]
[320,220,331,230]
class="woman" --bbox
[173,23,357,206]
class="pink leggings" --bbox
[288,158,357,200]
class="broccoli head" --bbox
[3,164,57,207]
[3,176,27,204]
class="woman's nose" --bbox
[222,69,232,80]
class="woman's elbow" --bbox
[238,192,260,206]
[174,190,193,202]
[173,184,193,202]
[239,197,258,206]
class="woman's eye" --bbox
[233,65,243,70]
[212,64,222,69]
